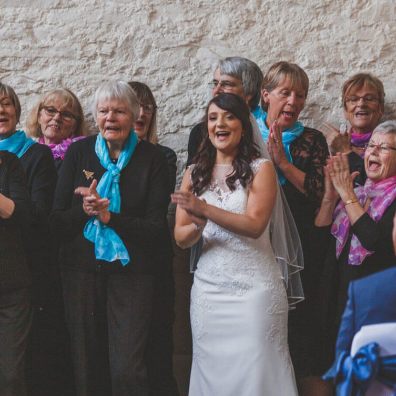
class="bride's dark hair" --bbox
[191,93,260,195]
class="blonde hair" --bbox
[27,88,86,138]
[262,61,309,110]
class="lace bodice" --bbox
[195,158,282,291]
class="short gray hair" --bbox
[373,120,396,136]
[216,57,263,109]
[92,80,139,122]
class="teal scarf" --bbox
[0,130,36,158]
[83,131,138,265]
[253,106,304,185]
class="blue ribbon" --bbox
[83,131,138,266]
[323,342,396,396]
[0,130,36,158]
[252,106,304,185]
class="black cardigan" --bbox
[19,143,57,257]
[51,135,171,274]
[0,151,31,293]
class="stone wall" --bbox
[1,0,395,179]
[1,2,395,393]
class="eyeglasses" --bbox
[41,106,77,122]
[364,142,396,154]
[345,95,379,105]
[139,103,156,114]
[208,80,243,90]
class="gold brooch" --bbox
[83,169,94,180]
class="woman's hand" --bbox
[321,122,352,155]
[187,212,207,231]
[322,160,339,203]
[327,153,359,202]
[0,193,15,219]
[267,120,288,169]
[75,179,110,223]
[171,191,207,219]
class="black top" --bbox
[0,151,31,293]
[51,135,172,274]
[20,144,57,221]
[19,143,57,256]
[347,151,366,187]
[158,144,177,194]
[283,127,329,223]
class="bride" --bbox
[172,93,299,395]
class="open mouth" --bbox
[281,111,295,119]
[134,120,145,129]
[355,111,370,118]
[368,158,381,171]
[0,117,9,123]
[215,131,231,140]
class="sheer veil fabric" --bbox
[250,115,304,306]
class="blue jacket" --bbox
[335,266,396,356]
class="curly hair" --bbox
[191,93,260,195]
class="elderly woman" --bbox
[322,73,385,185]
[128,81,179,396]
[0,83,57,394]
[27,88,86,172]
[187,56,263,166]
[51,80,171,396]
[0,151,31,396]
[315,120,396,374]
[253,61,329,392]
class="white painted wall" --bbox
[1,0,395,179]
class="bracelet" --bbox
[344,199,358,206]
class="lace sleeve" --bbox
[250,158,270,175]
[291,128,328,204]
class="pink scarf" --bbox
[39,136,84,160]
[331,175,396,265]
[350,131,372,158]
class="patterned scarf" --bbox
[252,106,304,184]
[331,175,396,265]
[0,130,36,158]
[350,131,372,158]
[38,136,85,160]
[84,131,138,265]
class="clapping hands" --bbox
[324,153,359,202]
[321,122,352,155]
[267,120,288,168]
[171,191,207,229]
[75,179,111,223]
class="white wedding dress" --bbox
[189,160,298,396]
